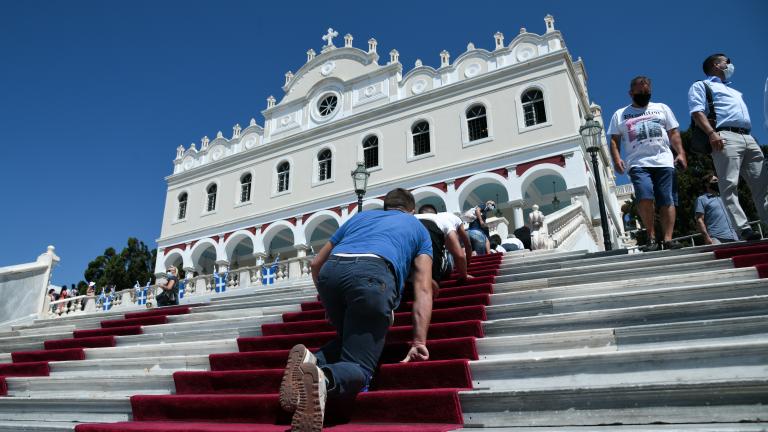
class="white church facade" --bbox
[155,16,624,280]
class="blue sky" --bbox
[1,0,766,286]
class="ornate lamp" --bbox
[351,161,370,213]
[579,114,612,251]
[551,181,560,210]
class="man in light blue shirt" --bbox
[688,53,768,241]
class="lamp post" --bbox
[351,161,370,213]
[580,114,612,251]
[551,181,560,210]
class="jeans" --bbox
[467,229,487,255]
[712,131,768,234]
[315,256,398,399]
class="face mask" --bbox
[632,93,651,107]
[722,63,734,80]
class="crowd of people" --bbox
[609,53,767,251]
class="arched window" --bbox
[206,184,217,212]
[277,162,290,192]
[412,121,430,156]
[522,89,547,126]
[240,173,252,203]
[362,135,379,169]
[177,193,187,220]
[466,104,488,141]
[318,149,332,181]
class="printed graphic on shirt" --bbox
[626,116,663,144]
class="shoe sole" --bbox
[280,344,309,412]
[291,363,324,432]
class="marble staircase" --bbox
[0,242,765,430]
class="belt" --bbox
[716,126,751,135]
[329,254,396,276]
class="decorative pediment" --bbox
[279,47,381,106]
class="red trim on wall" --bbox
[165,243,187,252]
[348,203,358,213]
[489,167,509,178]
[261,223,271,233]
[211,235,219,243]
[223,232,233,243]
[453,175,470,190]
[248,227,258,235]
[302,213,313,224]
[287,217,297,226]
[515,155,566,176]
[189,240,198,249]
[428,182,448,193]
[331,206,342,217]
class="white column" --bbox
[445,180,460,213]
[290,245,308,280]
[508,199,525,230]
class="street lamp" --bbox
[351,161,370,213]
[579,114,612,251]
[551,181,560,210]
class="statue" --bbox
[529,204,544,231]
[529,204,549,250]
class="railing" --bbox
[534,202,598,250]
[670,220,765,247]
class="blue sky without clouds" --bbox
[1,0,766,286]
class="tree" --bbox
[82,238,156,290]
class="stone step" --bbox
[495,258,735,287]
[83,338,238,360]
[478,315,768,360]
[493,267,758,296]
[484,295,768,336]
[496,251,714,276]
[459,379,768,428]
[487,278,768,319]
[49,354,211,377]
[0,421,75,431]
[0,397,131,423]
[456,423,768,431]
[5,372,177,398]
[469,340,768,392]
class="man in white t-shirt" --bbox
[608,76,687,251]
[416,204,472,282]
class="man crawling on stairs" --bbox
[279,187,435,431]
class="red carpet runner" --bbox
[75,254,503,431]
[0,306,192,396]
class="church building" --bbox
[155,15,624,282]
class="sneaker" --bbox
[291,363,327,432]
[662,240,683,250]
[280,344,316,412]
[643,238,660,252]
[741,229,762,241]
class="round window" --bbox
[317,94,338,117]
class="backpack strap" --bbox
[701,81,717,123]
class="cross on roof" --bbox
[322,28,338,47]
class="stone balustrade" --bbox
[536,201,598,250]
[38,255,316,318]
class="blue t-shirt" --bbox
[694,193,737,241]
[329,209,432,293]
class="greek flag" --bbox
[178,279,186,299]
[262,257,279,285]
[213,269,228,293]
[99,288,114,311]
[135,281,150,306]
